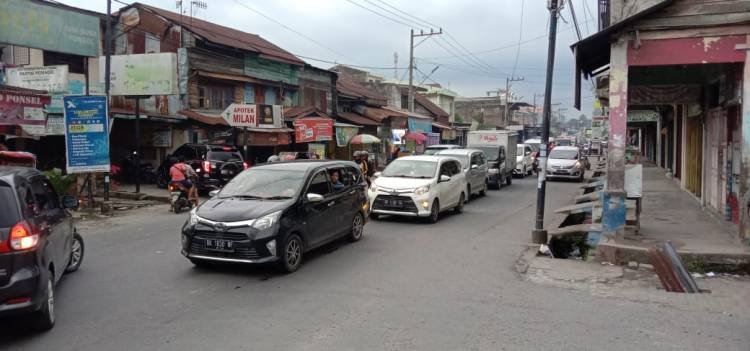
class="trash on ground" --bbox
[538,244,552,257]
[706,272,716,277]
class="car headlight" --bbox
[252,210,282,231]
[574,161,582,168]
[188,208,199,226]
[413,185,430,195]
[488,168,499,174]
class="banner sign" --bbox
[0,90,49,126]
[336,126,359,147]
[408,117,432,133]
[63,96,111,173]
[257,104,283,128]
[7,65,69,93]
[308,143,326,159]
[294,118,333,143]
[222,103,257,128]
[101,53,178,96]
[0,0,100,57]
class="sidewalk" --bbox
[106,183,171,203]
[597,166,750,272]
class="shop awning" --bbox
[337,111,379,126]
[111,107,185,123]
[361,106,407,122]
[431,122,452,130]
[178,109,228,126]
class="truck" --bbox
[467,130,518,189]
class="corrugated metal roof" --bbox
[337,111,380,126]
[178,110,228,126]
[135,3,304,66]
[415,93,449,119]
[283,106,329,119]
[336,76,387,103]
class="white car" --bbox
[369,156,467,223]
[546,146,586,182]
[435,148,488,199]
[514,144,534,177]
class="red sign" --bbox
[0,90,50,126]
[293,118,333,143]
[479,134,498,143]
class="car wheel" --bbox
[64,232,84,274]
[466,185,471,201]
[30,271,55,331]
[506,173,512,186]
[279,234,303,273]
[479,183,487,196]
[370,213,380,220]
[426,200,440,223]
[455,193,465,213]
[348,212,364,242]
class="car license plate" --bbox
[221,169,230,175]
[205,239,234,252]
[386,200,403,207]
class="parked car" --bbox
[181,160,368,273]
[514,144,534,177]
[156,144,248,192]
[368,155,467,223]
[546,146,586,182]
[0,167,84,331]
[423,144,462,155]
[435,149,488,199]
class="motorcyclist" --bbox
[170,156,199,208]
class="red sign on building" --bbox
[0,89,50,126]
[293,118,333,143]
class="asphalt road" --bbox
[1,177,747,350]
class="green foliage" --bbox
[454,114,464,123]
[43,168,78,195]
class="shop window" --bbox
[44,50,84,74]
[198,84,235,110]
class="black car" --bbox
[0,167,84,331]
[181,160,368,273]
[156,144,248,192]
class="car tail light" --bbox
[6,297,31,305]
[243,162,249,170]
[202,161,211,173]
[222,146,232,151]
[8,221,39,251]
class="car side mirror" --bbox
[439,175,451,182]
[61,195,78,209]
[208,189,220,197]
[306,193,324,203]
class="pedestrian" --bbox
[363,151,375,178]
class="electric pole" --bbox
[104,0,112,203]
[503,76,524,126]
[409,28,442,112]
[532,0,562,244]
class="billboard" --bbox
[63,96,111,173]
[0,0,100,57]
[6,65,69,93]
[0,90,50,126]
[100,53,178,96]
[294,118,333,143]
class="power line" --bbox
[344,0,414,28]
[360,0,428,30]
[372,0,439,28]
[232,0,348,59]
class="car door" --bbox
[447,161,463,205]
[435,161,452,208]
[326,167,356,238]
[30,177,70,281]
[302,170,335,247]
[468,152,482,191]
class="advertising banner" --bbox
[336,126,359,147]
[0,0,100,57]
[63,96,111,173]
[101,53,178,96]
[0,90,50,126]
[257,104,283,128]
[308,143,326,159]
[6,65,69,93]
[294,118,333,143]
[408,117,432,133]
[222,103,257,128]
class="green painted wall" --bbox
[244,54,299,86]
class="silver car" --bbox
[546,146,585,182]
[424,144,462,155]
[436,148,488,198]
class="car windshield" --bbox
[382,160,437,178]
[0,184,20,227]
[556,140,572,146]
[208,151,243,162]
[475,147,499,161]
[218,169,305,199]
[549,149,578,160]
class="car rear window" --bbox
[0,184,20,227]
[207,151,243,162]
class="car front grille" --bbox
[194,230,248,241]
[189,242,261,260]
[372,195,418,213]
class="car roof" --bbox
[251,160,358,172]
[436,148,481,156]
[425,144,460,149]
[0,166,42,184]
[553,146,579,151]
[395,155,458,163]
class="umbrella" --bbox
[404,132,427,145]
[349,134,381,144]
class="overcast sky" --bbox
[62,0,598,119]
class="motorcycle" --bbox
[119,151,157,184]
[169,183,191,213]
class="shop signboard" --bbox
[336,126,359,146]
[101,53,178,96]
[63,96,110,173]
[0,0,100,57]
[294,118,333,143]
[222,103,257,128]
[6,65,69,93]
[257,104,283,128]
[407,117,432,133]
[0,90,49,126]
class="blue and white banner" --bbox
[63,96,110,174]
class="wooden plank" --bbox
[637,13,750,29]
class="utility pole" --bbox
[393,52,398,79]
[503,76,524,126]
[409,28,442,112]
[104,0,112,203]
[532,0,562,245]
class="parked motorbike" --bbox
[119,151,157,184]
[169,183,191,213]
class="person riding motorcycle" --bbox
[169,156,199,208]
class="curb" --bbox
[596,240,750,273]
[99,191,171,204]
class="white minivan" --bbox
[369,156,467,223]
[435,148,488,199]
